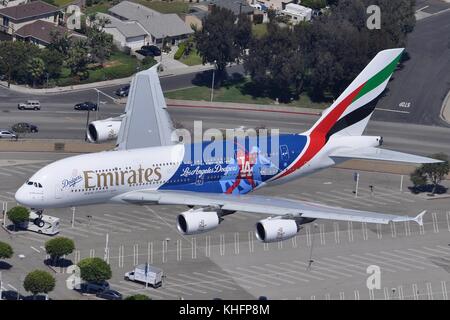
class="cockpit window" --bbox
[26,181,42,188]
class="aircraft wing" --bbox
[116,64,175,150]
[330,147,442,164]
[119,190,425,225]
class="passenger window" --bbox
[27,181,33,185]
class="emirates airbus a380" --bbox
[15,48,439,242]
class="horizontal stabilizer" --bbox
[330,147,442,164]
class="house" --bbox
[208,0,255,16]
[254,0,291,11]
[14,19,85,48]
[107,1,194,47]
[281,3,312,23]
[0,0,61,35]
[184,6,208,30]
[96,12,148,50]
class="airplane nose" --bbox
[15,186,28,205]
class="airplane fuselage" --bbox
[15,133,381,209]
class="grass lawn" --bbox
[165,78,329,109]
[56,51,156,86]
[136,0,189,14]
[252,24,268,39]
[54,0,76,7]
[180,49,203,66]
[84,2,112,15]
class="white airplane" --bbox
[15,48,438,242]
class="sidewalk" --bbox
[166,99,323,116]
[0,63,214,95]
[440,90,450,124]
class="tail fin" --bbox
[306,48,404,139]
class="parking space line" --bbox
[236,266,294,285]
[177,273,226,292]
[224,267,280,286]
[292,261,341,279]
[59,221,104,237]
[0,167,28,175]
[172,274,221,293]
[307,260,353,278]
[0,171,13,177]
[426,283,433,300]
[249,265,308,283]
[263,264,311,282]
[346,254,398,273]
[442,281,448,300]
[117,280,179,298]
[320,257,367,276]
[364,253,416,271]
[207,270,263,288]
[421,246,450,258]
[300,192,346,206]
[0,194,14,201]
[278,262,324,280]
[382,251,438,268]
[83,216,134,233]
[192,272,237,290]
[59,227,92,238]
[126,211,173,227]
[436,245,450,252]
[316,191,373,207]
[342,189,393,205]
[103,213,161,230]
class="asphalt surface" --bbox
[0,152,449,300]
[371,9,450,126]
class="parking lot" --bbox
[1,153,449,300]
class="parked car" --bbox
[18,100,40,110]
[12,122,38,133]
[96,289,123,300]
[80,281,110,294]
[74,101,98,111]
[0,129,17,139]
[136,45,161,57]
[115,84,130,97]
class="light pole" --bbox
[210,60,217,102]
[71,207,75,228]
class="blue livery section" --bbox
[160,134,307,194]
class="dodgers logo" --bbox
[62,175,83,189]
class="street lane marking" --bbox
[30,246,40,253]
[207,270,265,288]
[375,108,410,114]
[364,252,417,271]
[249,265,308,283]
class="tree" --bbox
[420,153,449,194]
[0,241,13,260]
[78,257,112,283]
[66,39,90,77]
[40,48,64,79]
[0,41,29,87]
[87,14,114,66]
[45,237,75,266]
[28,57,45,87]
[6,206,29,226]
[125,294,151,300]
[410,168,427,187]
[195,6,242,74]
[48,31,71,56]
[23,270,55,299]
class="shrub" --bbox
[125,294,151,300]
[174,42,186,60]
[78,257,112,283]
[0,241,13,259]
[45,237,75,265]
[23,270,55,296]
[6,206,29,225]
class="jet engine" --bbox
[177,208,222,235]
[255,218,302,243]
[87,119,121,143]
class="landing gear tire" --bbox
[34,218,44,228]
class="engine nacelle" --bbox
[87,120,121,143]
[177,208,220,235]
[255,218,300,243]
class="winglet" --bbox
[413,210,426,226]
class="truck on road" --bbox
[124,264,163,288]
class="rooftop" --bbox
[96,12,147,38]
[108,1,193,38]
[15,20,84,45]
[209,0,254,15]
[0,0,59,21]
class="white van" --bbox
[125,264,163,288]
[20,211,60,235]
